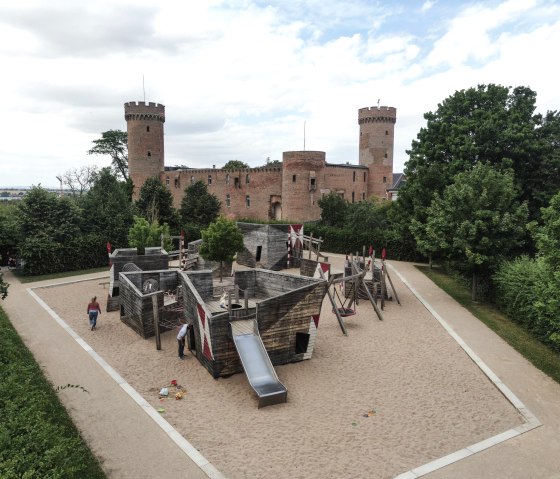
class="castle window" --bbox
[352,192,355,203]
[362,192,365,201]
[208,175,212,185]
[310,178,316,191]
[174,177,180,188]
[165,177,170,186]
[246,174,250,184]
[147,151,151,157]
[147,126,150,132]
[234,177,240,188]
[190,176,194,184]
[384,152,388,158]
[292,174,296,182]
[226,174,230,185]
[246,195,250,207]
[353,171,356,182]
[364,172,366,182]
[385,130,388,135]
[383,176,387,183]
[226,194,230,207]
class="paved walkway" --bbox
[2,263,560,478]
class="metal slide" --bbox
[230,319,288,408]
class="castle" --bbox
[125,101,396,222]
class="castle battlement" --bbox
[358,106,396,124]
[124,101,165,122]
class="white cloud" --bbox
[0,0,559,186]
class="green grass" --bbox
[417,265,560,385]
[0,307,106,478]
[14,266,108,283]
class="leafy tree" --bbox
[199,217,244,282]
[81,168,134,248]
[345,199,390,233]
[180,181,221,229]
[128,216,171,253]
[0,203,20,265]
[399,84,559,244]
[318,192,347,227]
[222,160,249,170]
[422,163,528,300]
[532,191,560,271]
[88,130,128,180]
[62,165,99,196]
[135,176,178,231]
[16,187,84,274]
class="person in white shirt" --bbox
[177,324,188,360]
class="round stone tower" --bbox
[124,101,165,198]
[358,105,396,199]
[282,151,325,222]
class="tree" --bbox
[318,192,347,227]
[128,216,171,253]
[81,168,134,248]
[135,177,178,231]
[345,198,390,233]
[88,130,128,180]
[399,84,559,243]
[222,160,249,170]
[532,191,560,271]
[199,217,244,282]
[0,202,20,266]
[423,163,528,300]
[16,187,84,275]
[180,181,221,229]
[62,165,99,196]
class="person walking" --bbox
[177,323,188,359]
[87,296,102,331]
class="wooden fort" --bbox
[180,268,327,378]
[107,247,169,311]
[236,223,303,270]
[118,269,183,339]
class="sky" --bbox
[0,0,559,188]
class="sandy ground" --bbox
[35,256,522,479]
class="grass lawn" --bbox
[0,307,106,478]
[417,265,560,385]
[14,266,109,284]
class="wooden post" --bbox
[380,264,386,310]
[309,233,313,259]
[244,289,248,309]
[383,260,401,305]
[323,274,347,336]
[152,295,161,350]
[351,261,383,321]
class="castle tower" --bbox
[282,151,325,222]
[358,105,396,199]
[124,101,165,198]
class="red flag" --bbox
[107,242,111,254]
[381,248,386,260]
[368,245,373,257]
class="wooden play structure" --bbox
[118,269,184,340]
[236,223,304,270]
[180,268,328,407]
[106,247,169,311]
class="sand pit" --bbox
[35,258,522,479]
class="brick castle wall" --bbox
[126,102,396,222]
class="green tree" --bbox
[423,163,528,300]
[128,216,171,253]
[180,181,221,229]
[81,168,134,248]
[16,187,84,274]
[532,191,560,271]
[135,176,178,231]
[318,192,347,227]
[199,217,244,282]
[88,130,128,180]
[400,84,558,242]
[0,203,20,265]
[345,199,390,233]
[222,160,249,170]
